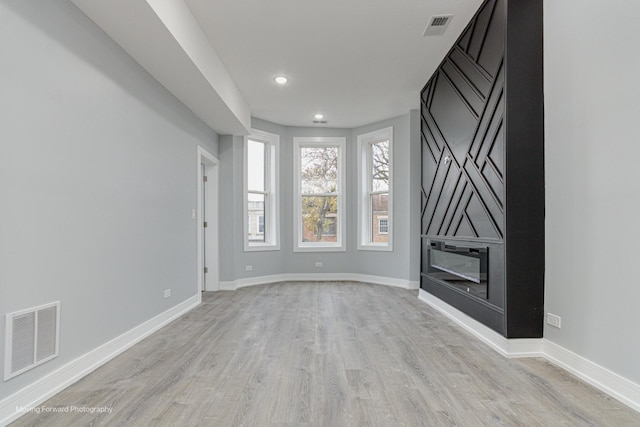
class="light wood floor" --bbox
[11,282,640,426]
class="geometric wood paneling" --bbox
[420,0,544,338]
[421,0,505,240]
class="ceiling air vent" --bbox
[313,120,327,124]
[423,15,453,36]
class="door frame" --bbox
[197,146,220,292]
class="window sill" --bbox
[294,245,346,253]
[357,244,393,252]
[244,244,280,252]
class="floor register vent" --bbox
[4,301,60,381]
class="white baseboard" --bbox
[543,339,640,413]
[0,294,201,427]
[220,273,419,291]
[418,289,640,413]
[418,289,543,358]
[220,274,288,290]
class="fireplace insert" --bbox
[426,240,488,299]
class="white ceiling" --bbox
[184,0,483,129]
[73,0,483,133]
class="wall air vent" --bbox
[423,15,453,36]
[4,302,60,381]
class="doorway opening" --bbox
[197,146,219,292]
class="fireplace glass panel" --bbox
[427,241,488,299]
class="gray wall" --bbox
[544,0,640,383]
[219,114,420,283]
[350,114,418,279]
[0,0,218,400]
[218,130,287,281]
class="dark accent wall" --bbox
[420,0,544,338]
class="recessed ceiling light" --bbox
[314,113,324,120]
[274,76,288,85]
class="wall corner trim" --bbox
[0,294,201,427]
[220,274,419,291]
[418,290,640,413]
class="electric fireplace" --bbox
[426,240,488,299]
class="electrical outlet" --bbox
[245,265,253,271]
[164,289,171,299]
[547,313,561,328]
[315,262,323,268]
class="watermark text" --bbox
[16,405,113,415]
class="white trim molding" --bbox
[220,273,419,291]
[418,289,543,358]
[418,289,640,413]
[543,340,640,413]
[0,295,201,427]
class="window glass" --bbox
[371,140,389,192]
[300,146,338,194]
[247,140,265,192]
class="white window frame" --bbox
[357,126,393,251]
[293,136,346,252]
[244,129,280,251]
